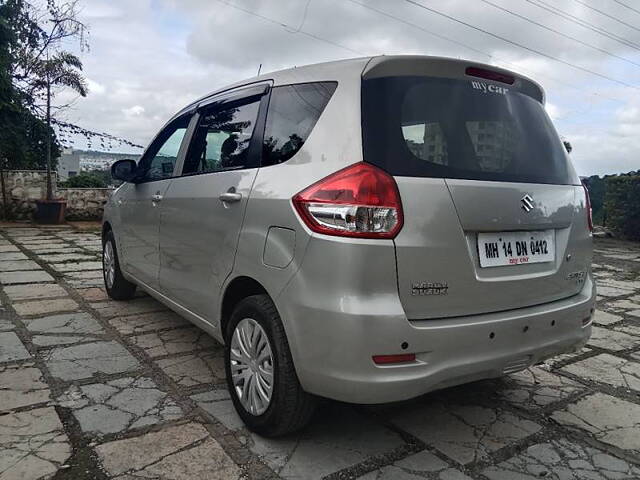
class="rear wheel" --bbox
[224,294,316,437]
[102,230,136,300]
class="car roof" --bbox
[172,55,545,120]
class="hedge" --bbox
[604,175,640,241]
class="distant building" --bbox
[57,148,80,181]
[57,149,141,181]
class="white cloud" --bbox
[54,0,640,173]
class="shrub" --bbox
[604,175,640,240]
[60,172,108,188]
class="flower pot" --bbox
[35,199,67,224]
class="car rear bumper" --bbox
[278,274,595,404]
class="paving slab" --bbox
[157,349,225,386]
[614,323,640,336]
[596,285,635,298]
[0,364,50,412]
[3,283,67,301]
[50,261,102,273]
[0,407,71,480]
[57,377,182,436]
[64,270,102,281]
[191,389,241,430]
[76,286,110,302]
[13,297,79,317]
[109,310,189,335]
[0,245,19,252]
[0,270,54,284]
[0,317,13,331]
[66,277,104,288]
[44,340,141,381]
[593,309,623,326]
[388,402,541,465]
[552,393,640,454]
[609,299,640,310]
[24,312,105,336]
[588,327,638,351]
[490,366,584,410]
[195,397,406,479]
[252,404,405,478]
[0,251,28,261]
[482,438,640,480]
[0,331,31,362]
[563,353,640,392]
[542,348,591,368]
[359,451,472,480]
[628,309,640,318]
[96,422,241,479]
[0,259,41,271]
[90,297,166,318]
[129,326,217,358]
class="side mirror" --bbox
[111,159,138,183]
[563,140,572,154]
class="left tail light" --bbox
[292,162,403,239]
[582,183,593,232]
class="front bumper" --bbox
[277,275,595,404]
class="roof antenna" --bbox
[257,63,262,76]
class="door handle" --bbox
[218,191,242,203]
[151,194,163,203]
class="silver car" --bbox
[103,55,595,437]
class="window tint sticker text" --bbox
[471,81,509,95]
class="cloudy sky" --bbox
[58,0,640,176]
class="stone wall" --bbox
[58,187,114,220]
[0,170,112,220]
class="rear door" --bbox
[158,85,268,321]
[362,68,590,320]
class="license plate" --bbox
[478,230,555,268]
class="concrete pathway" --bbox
[0,226,639,479]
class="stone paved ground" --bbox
[0,226,639,480]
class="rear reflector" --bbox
[466,66,515,85]
[372,353,416,365]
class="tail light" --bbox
[582,183,593,232]
[292,162,403,239]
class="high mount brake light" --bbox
[292,162,403,239]
[466,66,515,85]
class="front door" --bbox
[158,92,266,323]
[120,114,191,288]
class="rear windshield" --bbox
[362,76,577,185]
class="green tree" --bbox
[0,0,59,171]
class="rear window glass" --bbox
[262,82,337,166]
[362,76,576,185]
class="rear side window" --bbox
[262,82,337,166]
[362,76,576,185]
[182,100,260,175]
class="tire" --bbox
[102,229,137,300]
[224,294,316,437]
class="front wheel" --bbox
[102,230,136,300]
[224,294,316,437]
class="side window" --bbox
[262,82,337,166]
[138,115,190,182]
[182,100,260,176]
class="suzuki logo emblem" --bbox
[521,194,534,212]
